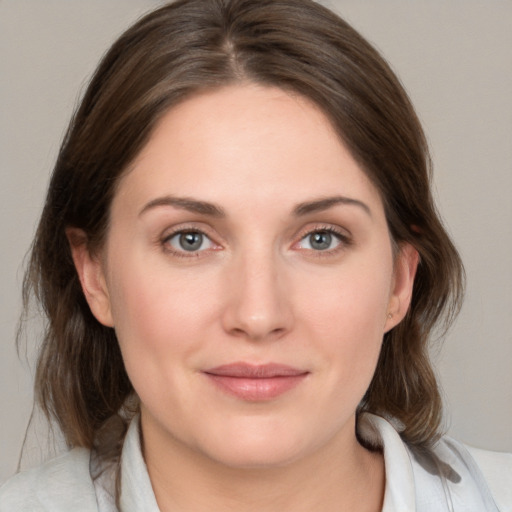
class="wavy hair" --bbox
[21,0,464,455]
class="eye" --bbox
[165,230,215,253]
[297,229,344,251]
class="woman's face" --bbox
[76,84,416,468]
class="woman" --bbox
[1,0,510,510]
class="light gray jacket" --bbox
[1,414,511,511]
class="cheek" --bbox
[301,257,392,330]
[106,254,220,365]
[105,258,223,423]
[297,254,393,373]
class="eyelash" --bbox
[160,224,352,258]
[161,225,219,258]
[295,225,352,256]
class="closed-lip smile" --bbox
[203,362,309,401]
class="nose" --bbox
[221,250,294,342]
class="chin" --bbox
[194,418,315,470]
[205,440,306,470]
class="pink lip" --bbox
[203,363,309,401]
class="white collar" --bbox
[357,413,416,511]
[115,414,499,512]
[119,418,160,512]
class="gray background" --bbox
[1,1,511,483]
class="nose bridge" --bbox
[222,243,292,340]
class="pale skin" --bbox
[69,84,418,512]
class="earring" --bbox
[387,313,393,319]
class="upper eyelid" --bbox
[167,230,214,250]
[158,222,352,247]
[288,225,353,255]
[161,223,218,240]
[160,228,221,258]
[295,223,352,241]
[160,224,221,251]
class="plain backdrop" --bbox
[1,1,511,483]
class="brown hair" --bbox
[22,0,463,453]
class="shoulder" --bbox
[425,436,512,511]
[0,447,98,512]
[466,444,512,511]
[359,414,512,511]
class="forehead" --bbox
[114,84,385,218]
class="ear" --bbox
[385,243,419,332]
[66,227,114,327]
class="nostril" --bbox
[228,324,288,342]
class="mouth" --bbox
[203,363,309,401]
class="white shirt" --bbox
[1,414,511,511]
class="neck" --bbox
[141,416,385,512]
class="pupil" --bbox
[180,232,202,251]
[311,231,331,250]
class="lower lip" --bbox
[204,374,308,401]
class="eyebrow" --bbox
[293,196,372,217]
[139,194,371,219]
[139,196,226,218]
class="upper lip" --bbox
[204,363,308,378]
